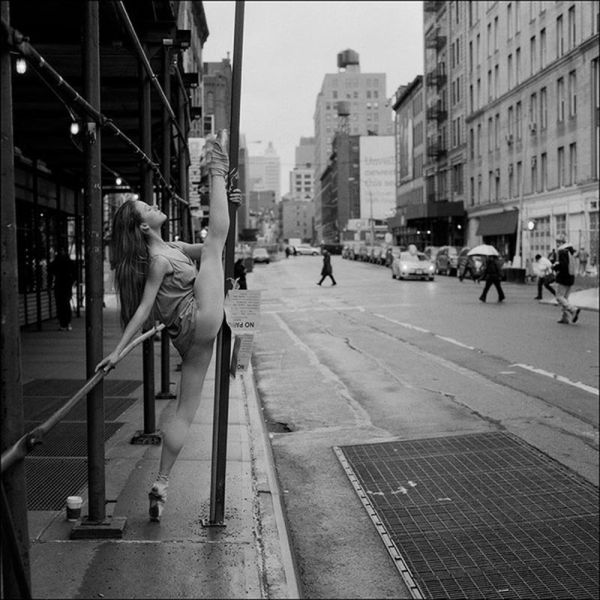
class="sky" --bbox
[201,1,424,194]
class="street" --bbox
[246,253,599,599]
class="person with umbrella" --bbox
[471,245,505,303]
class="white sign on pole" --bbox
[224,289,261,375]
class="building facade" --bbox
[247,141,281,201]
[460,0,599,265]
[279,198,315,243]
[289,137,315,201]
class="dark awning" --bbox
[476,211,518,236]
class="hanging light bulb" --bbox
[15,57,27,74]
[115,176,123,186]
[70,121,80,135]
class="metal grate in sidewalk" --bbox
[335,432,599,599]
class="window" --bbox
[508,105,514,136]
[557,77,565,122]
[494,16,499,51]
[470,177,475,206]
[470,128,475,159]
[529,93,537,127]
[556,15,564,58]
[477,78,481,109]
[558,147,565,187]
[568,5,576,49]
[487,22,492,56]
[469,40,473,72]
[488,118,493,152]
[515,47,521,85]
[516,161,522,196]
[477,123,482,157]
[516,101,522,140]
[509,164,514,197]
[487,69,492,101]
[568,70,577,117]
[469,84,474,112]
[495,113,500,149]
[488,171,493,201]
[507,3,513,38]
[540,87,547,129]
[540,28,547,68]
[531,155,538,193]
[530,36,537,75]
[515,2,520,33]
[508,54,513,89]
[569,142,577,184]
[541,152,547,190]
[494,65,499,98]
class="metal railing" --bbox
[0,323,165,599]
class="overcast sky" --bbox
[201,1,424,194]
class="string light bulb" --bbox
[115,176,123,186]
[15,58,27,74]
[70,121,80,136]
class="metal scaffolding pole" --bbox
[157,43,175,400]
[82,0,106,524]
[206,0,245,527]
[1,2,31,595]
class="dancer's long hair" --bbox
[109,200,150,328]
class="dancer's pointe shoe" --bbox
[205,129,229,177]
[148,480,168,522]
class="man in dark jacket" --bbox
[48,245,77,331]
[553,237,580,324]
[478,254,505,303]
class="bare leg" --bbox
[150,134,231,518]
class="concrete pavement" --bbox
[19,293,300,599]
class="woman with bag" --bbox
[533,254,556,300]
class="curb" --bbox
[242,363,303,599]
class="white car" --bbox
[295,244,321,256]
[392,251,435,281]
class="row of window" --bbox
[468,142,578,205]
[330,89,379,100]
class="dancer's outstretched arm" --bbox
[95,256,169,372]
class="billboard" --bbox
[359,136,396,220]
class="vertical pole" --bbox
[157,44,175,400]
[208,0,244,526]
[139,45,157,434]
[83,1,106,522]
[514,123,529,268]
[177,54,189,242]
[1,3,32,594]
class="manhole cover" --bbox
[335,432,599,599]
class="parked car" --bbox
[384,246,404,268]
[435,245,461,276]
[423,245,440,262]
[252,247,270,264]
[370,245,385,265]
[356,245,370,262]
[295,244,321,256]
[392,251,435,281]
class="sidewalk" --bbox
[539,285,599,312]
[19,295,300,599]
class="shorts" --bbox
[171,297,197,358]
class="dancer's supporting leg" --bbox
[150,133,230,520]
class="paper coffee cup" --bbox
[66,496,83,521]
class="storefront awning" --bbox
[476,211,518,236]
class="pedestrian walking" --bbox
[317,249,337,286]
[234,257,247,289]
[95,130,241,522]
[553,236,581,324]
[48,245,77,331]
[532,254,556,300]
[578,248,589,276]
[478,254,505,303]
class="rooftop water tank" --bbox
[337,49,359,69]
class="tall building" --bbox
[289,137,315,201]
[279,199,315,243]
[247,141,281,201]
[201,57,232,136]
[423,0,599,265]
[313,49,394,240]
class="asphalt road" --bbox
[246,254,599,599]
